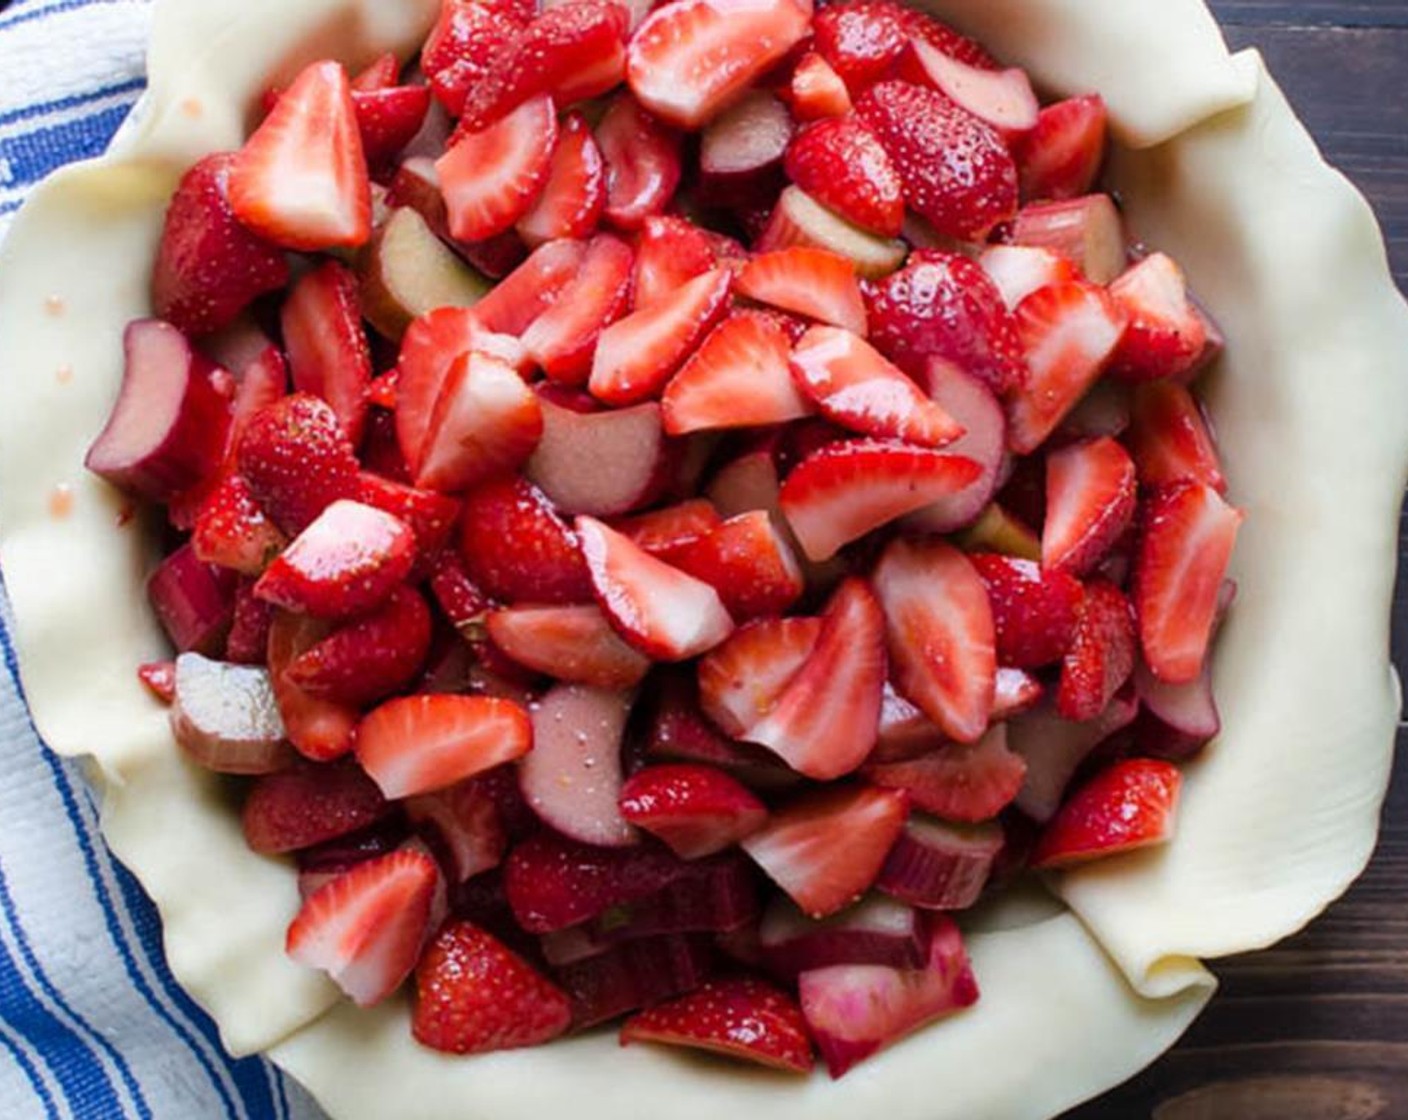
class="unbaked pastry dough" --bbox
[0,0,1403,1116]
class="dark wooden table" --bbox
[1067,4,1408,1116]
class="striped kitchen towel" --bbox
[0,1,324,1117]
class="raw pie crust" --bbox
[1,0,1405,1116]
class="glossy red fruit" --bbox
[1043,436,1137,576]
[736,248,867,335]
[406,776,508,883]
[352,85,431,167]
[242,759,390,854]
[487,604,651,688]
[413,921,571,1053]
[631,215,717,312]
[618,764,769,859]
[285,585,433,707]
[237,393,361,536]
[281,259,372,445]
[414,352,543,493]
[697,616,822,737]
[621,978,814,1073]
[1031,758,1182,869]
[612,499,723,566]
[421,0,524,115]
[902,41,1037,139]
[522,233,634,384]
[457,476,593,605]
[865,724,1027,823]
[191,472,285,575]
[286,847,440,1006]
[1128,382,1226,495]
[137,660,178,703]
[978,244,1079,311]
[1107,253,1209,383]
[971,554,1083,669]
[786,52,853,120]
[1055,581,1137,722]
[855,80,1017,241]
[811,0,909,93]
[873,538,996,743]
[437,95,558,242]
[784,117,903,237]
[470,238,587,336]
[596,93,683,230]
[672,511,804,621]
[742,785,909,918]
[229,60,371,251]
[1016,94,1108,202]
[151,153,290,335]
[356,474,462,561]
[517,112,607,247]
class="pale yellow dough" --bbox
[0,0,1403,1117]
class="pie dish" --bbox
[1,0,1406,1116]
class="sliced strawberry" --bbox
[352,85,431,168]
[461,0,628,128]
[357,694,533,799]
[742,785,909,918]
[395,306,530,472]
[229,60,371,251]
[671,510,805,620]
[1107,253,1209,383]
[225,579,274,664]
[458,476,593,605]
[1134,482,1243,683]
[255,500,416,619]
[356,473,461,559]
[625,0,811,129]
[191,471,285,574]
[993,666,1044,719]
[786,52,853,121]
[811,0,909,94]
[1128,381,1226,494]
[267,610,359,761]
[151,153,290,335]
[351,51,400,92]
[281,260,372,445]
[1044,441,1133,581]
[1055,581,1136,722]
[237,393,361,536]
[612,499,722,566]
[516,112,607,247]
[866,251,1028,394]
[521,234,633,384]
[618,764,768,859]
[415,352,542,493]
[421,0,524,115]
[486,603,651,687]
[406,776,507,883]
[1031,758,1182,869]
[631,215,718,312]
[414,921,571,1054]
[977,244,1079,311]
[576,515,735,660]
[855,80,1017,241]
[596,93,683,230]
[588,267,731,405]
[437,94,557,242]
[137,660,177,703]
[970,554,1083,669]
[864,725,1026,823]
[783,117,903,238]
[902,40,1037,138]
[897,6,996,70]
[697,616,821,737]
[735,248,867,335]
[662,310,811,435]
[426,549,492,631]
[1007,281,1128,454]
[285,585,433,706]
[746,579,885,780]
[1015,94,1108,202]
[286,847,440,1006]
[242,758,390,854]
[621,977,813,1073]
[780,440,981,562]
[789,326,963,448]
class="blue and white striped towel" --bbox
[0,2,324,1116]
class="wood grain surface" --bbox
[1066,5,1408,1117]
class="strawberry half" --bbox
[780,440,982,563]
[746,579,886,780]
[576,515,735,660]
[237,393,361,536]
[873,538,996,744]
[413,921,572,1054]
[855,80,1017,241]
[151,153,290,335]
[811,0,909,94]
[1015,94,1108,203]
[662,310,811,435]
[735,248,867,336]
[281,259,372,446]
[191,472,285,575]
[789,326,964,448]
[356,474,463,560]
[1128,381,1226,495]
[697,616,822,737]
[356,694,533,799]
[970,553,1083,668]
[254,500,416,620]
[588,267,732,405]
[352,85,432,168]
[242,758,390,855]
[229,60,371,251]
[1134,481,1242,683]
[267,610,359,761]
[516,112,608,247]
[1007,280,1128,454]
[286,847,440,1006]
[621,977,814,1073]
[595,93,684,230]
[414,352,543,493]
[783,116,903,237]
[1042,435,1137,576]
[632,215,718,312]
[285,585,433,707]
[864,725,1027,823]
[626,0,812,129]
[458,476,593,605]
[786,52,853,121]
[1031,758,1182,869]
[471,238,588,336]
[486,603,651,688]
[672,510,805,621]
[1055,581,1136,722]
[437,94,558,242]
[741,785,909,918]
[618,764,769,859]
[1107,252,1209,383]
[421,0,524,115]
[613,499,723,566]
[522,234,634,384]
